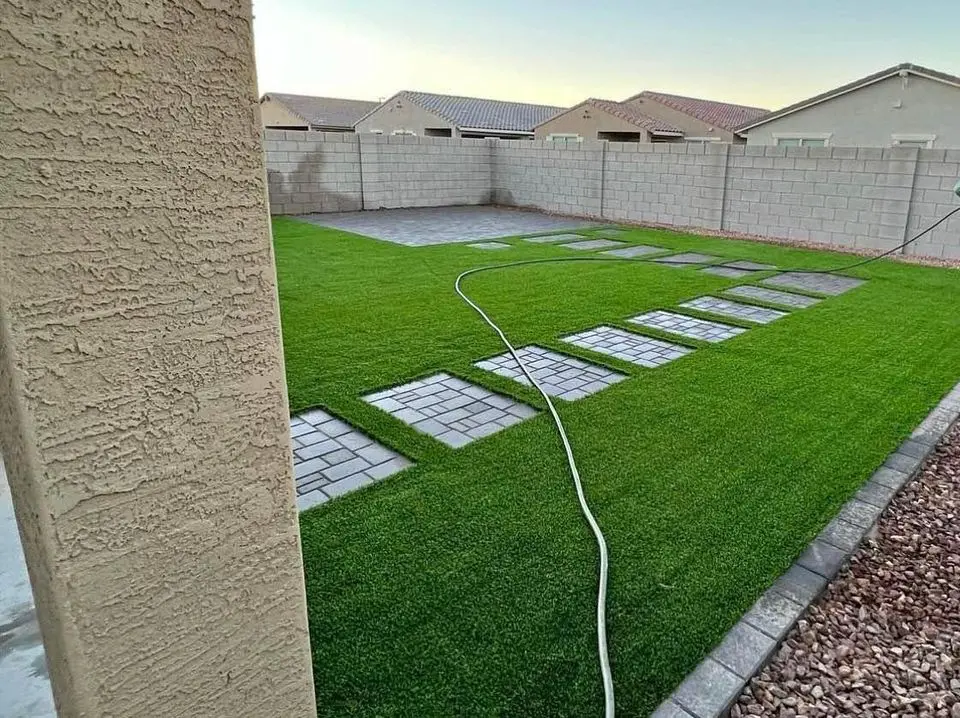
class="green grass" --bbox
[274,216,960,717]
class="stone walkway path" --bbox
[291,228,868,509]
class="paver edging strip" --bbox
[650,379,960,718]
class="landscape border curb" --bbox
[651,380,960,718]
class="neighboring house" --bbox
[737,63,960,148]
[621,91,769,144]
[354,91,564,139]
[260,93,379,132]
[533,98,684,142]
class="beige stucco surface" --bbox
[623,97,739,142]
[261,97,310,129]
[355,95,454,136]
[744,74,960,147]
[533,103,652,140]
[0,1,316,716]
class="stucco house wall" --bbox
[260,97,309,129]
[623,97,739,142]
[355,97,454,136]
[533,104,651,140]
[744,74,960,147]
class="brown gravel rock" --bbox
[736,423,960,716]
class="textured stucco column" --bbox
[0,1,316,716]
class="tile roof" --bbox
[582,98,683,134]
[626,91,770,132]
[735,63,960,132]
[391,91,565,132]
[263,93,379,129]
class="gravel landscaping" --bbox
[735,422,960,718]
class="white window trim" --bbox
[547,133,582,142]
[891,133,936,148]
[772,132,833,146]
[391,129,417,136]
[685,137,722,143]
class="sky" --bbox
[252,0,959,111]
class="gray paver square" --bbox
[761,271,865,295]
[597,228,628,237]
[724,260,777,271]
[628,310,746,343]
[601,245,666,258]
[701,266,752,279]
[559,239,626,251]
[561,326,693,368]
[724,285,822,309]
[290,407,413,509]
[363,373,537,447]
[654,252,718,266]
[680,296,788,324]
[301,206,599,246]
[467,241,511,250]
[522,233,586,243]
[474,345,626,401]
[673,658,743,718]
[711,621,777,678]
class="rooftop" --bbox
[262,93,379,129]
[627,90,770,132]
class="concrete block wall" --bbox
[493,139,603,217]
[264,129,361,215]
[723,145,919,252]
[360,134,492,209]
[907,149,960,258]
[602,142,727,229]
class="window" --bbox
[391,129,417,136]
[775,137,827,147]
[424,128,452,138]
[547,133,581,144]
[892,134,935,149]
[369,129,383,134]
[685,137,722,144]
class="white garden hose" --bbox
[455,262,616,718]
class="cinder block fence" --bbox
[263,129,960,259]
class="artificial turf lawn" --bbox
[274,215,960,717]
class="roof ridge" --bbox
[641,90,769,112]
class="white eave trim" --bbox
[738,68,960,133]
[459,127,534,135]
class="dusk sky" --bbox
[252,0,958,111]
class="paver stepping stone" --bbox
[628,310,747,343]
[654,252,718,267]
[680,296,788,324]
[725,285,822,309]
[290,409,413,511]
[522,233,585,243]
[724,260,777,271]
[762,271,865,295]
[363,373,537,448]
[475,345,626,401]
[597,228,628,238]
[467,241,511,249]
[559,239,626,251]
[562,326,693,368]
[602,245,666,258]
[701,266,752,278]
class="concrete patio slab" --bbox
[474,345,626,401]
[364,373,537,447]
[562,326,693,368]
[628,310,747,343]
[300,206,598,246]
[290,409,413,510]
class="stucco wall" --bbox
[533,104,652,141]
[261,97,309,129]
[0,1,316,716]
[354,95,454,136]
[744,75,960,147]
[623,96,739,142]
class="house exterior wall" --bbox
[533,105,651,141]
[623,97,740,142]
[0,1,316,716]
[744,75,960,147]
[260,97,309,129]
[354,97,455,136]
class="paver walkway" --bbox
[655,252,719,267]
[681,297,788,324]
[762,272,865,296]
[724,285,822,309]
[522,233,585,243]
[468,241,510,250]
[560,239,625,251]
[562,326,693,368]
[629,310,747,343]
[475,345,626,401]
[302,206,598,246]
